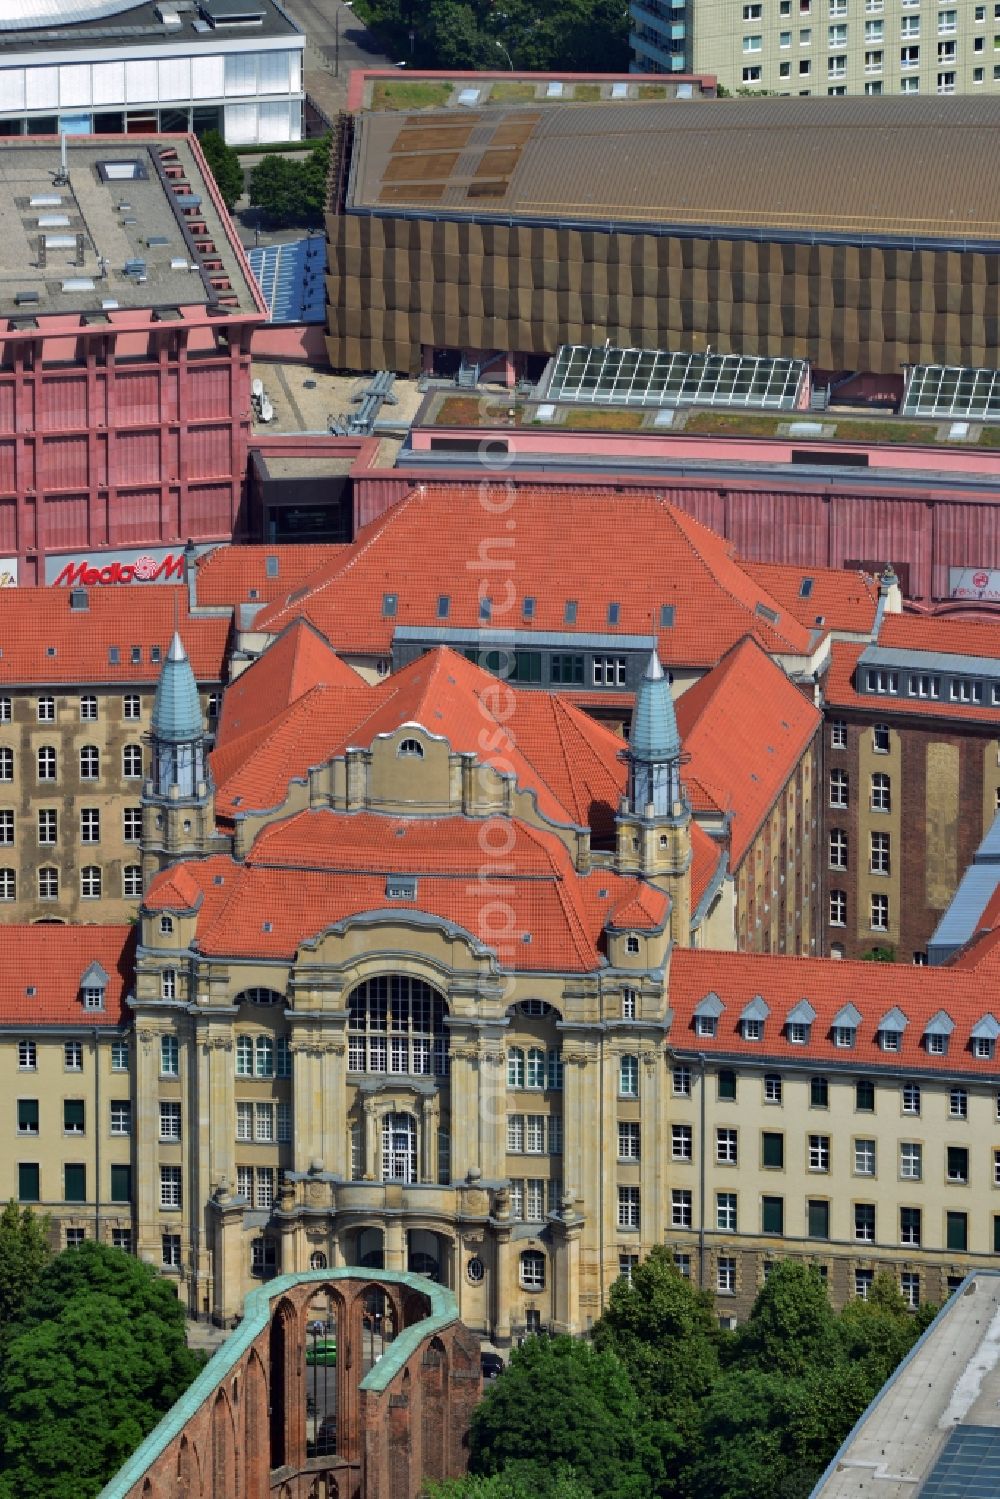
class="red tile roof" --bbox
[675,637,821,868]
[825,640,1000,723]
[218,620,362,747]
[145,813,669,972]
[742,561,879,634]
[691,822,726,911]
[878,613,1000,658]
[195,544,349,607]
[0,925,133,1027]
[670,943,1000,1077]
[0,590,230,686]
[251,486,816,666]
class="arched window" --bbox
[526,1048,546,1089]
[619,1055,639,1097]
[398,738,424,758]
[309,1250,328,1270]
[123,866,142,898]
[514,1000,556,1018]
[80,745,100,780]
[507,1046,525,1088]
[520,1250,545,1290]
[37,746,56,781]
[347,976,448,1076]
[381,1111,418,1183]
[238,988,283,1006]
[38,866,58,899]
[81,865,102,899]
[0,748,12,781]
[123,744,143,779]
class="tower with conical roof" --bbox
[142,632,215,878]
[616,648,692,946]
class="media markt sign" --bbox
[46,545,188,587]
[949,566,1000,603]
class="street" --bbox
[282,0,394,119]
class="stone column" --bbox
[133,1023,163,1264]
[364,1096,379,1179]
[549,1203,585,1335]
[209,1187,247,1325]
[447,1042,479,1180]
[421,1094,440,1182]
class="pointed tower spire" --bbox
[625,647,683,817]
[150,631,205,797]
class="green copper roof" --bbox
[151,631,203,744]
[629,648,680,762]
[98,1269,461,1499]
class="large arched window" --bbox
[382,1111,418,1183]
[237,988,284,1006]
[348,976,448,1076]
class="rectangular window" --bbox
[946,1210,968,1251]
[110,1164,131,1204]
[717,1127,738,1165]
[811,1076,829,1108]
[829,829,848,869]
[592,657,627,687]
[717,1256,736,1294]
[900,1142,922,1179]
[64,1099,85,1135]
[160,1101,182,1141]
[64,1163,87,1202]
[506,1114,524,1153]
[807,1199,830,1239]
[870,832,890,875]
[111,1039,128,1071]
[854,1139,876,1175]
[254,1102,275,1143]
[762,1195,784,1234]
[550,655,584,685]
[65,1041,83,1071]
[671,1123,692,1160]
[947,1145,969,1183]
[160,1036,179,1076]
[671,1189,692,1228]
[718,1070,737,1102]
[673,1065,691,1096]
[900,1206,922,1245]
[17,1098,39,1134]
[162,1234,181,1269]
[830,719,847,748]
[160,1166,182,1209]
[854,1203,876,1242]
[764,1073,783,1104]
[716,1192,737,1231]
[902,1082,921,1115]
[123,808,142,843]
[618,1186,640,1230]
[525,1115,545,1154]
[950,1088,968,1119]
[618,1121,641,1160]
[109,1100,131,1135]
[18,1163,40,1202]
[856,1078,875,1112]
[855,1269,874,1299]
[809,1135,830,1172]
[112,1229,132,1253]
[829,769,849,807]
[762,1131,784,1169]
[829,890,847,926]
[901,1272,920,1309]
[871,894,889,931]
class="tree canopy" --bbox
[0,1201,51,1338]
[353,0,630,74]
[249,136,332,228]
[0,1242,204,1499]
[450,1258,937,1499]
[199,130,245,213]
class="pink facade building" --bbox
[0,134,265,585]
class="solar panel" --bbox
[919,1425,1000,1498]
[547,344,806,411]
[247,236,326,324]
[902,364,1000,421]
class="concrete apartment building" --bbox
[0,587,229,923]
[821,610,1000,962]
[0,924,134,1252]
[0,0,304,144]
[0,134,265,585]
[630,0,992,97]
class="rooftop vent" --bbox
[62,278,96,292]
[14,291,39,307]
[147,235,171,247]
[124,259,147,278]
[386,875,417,900]
[44,234,76,250]
[97,160,148,182]
[29,195,62,207]
[37,215,70,229]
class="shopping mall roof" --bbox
[348,95,1000,250]
[0,0,299,53]
[0,136,263,322]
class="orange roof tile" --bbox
[0,925,133,1027]
[824,641,1000,723]
[690,821,726,911]
[0,589,230,686]
[675,637,821,868]
[145,814,669,973]
[217,620,362,746]
[252,486,815,667]
[670,943,1000,1079]
[195,544,349,607]
[878,613,1000,658]
[742,561,879,633]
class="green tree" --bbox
[425,1463,595,1497]
[469,1335,658,1499]
[730,1260,838,1378]
[0,1243,204,1499]
[354,0,628,72]
[0,1200,51,1338]
[592,1247,720,1492]
[199,129,245,212]
[249,135,331,228]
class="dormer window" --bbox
[880,1030,900,1052]
[742,1019,761,1042]
[160,916,174,935]
[877,1006,907,1052]
[386,876,417,900]
[785,1000,816,1045]
[974,1036,995,1060]
[398,739,424,758]
[694,991,725,1039]
[79,959,109,1012]
[971,1015,1000,1060]
[82,986,104,1011]
[739,995,769,1043]
[695,1015,717,1039]
[923,1011,953,1057]
[625,935,640,955]
[833,1025,855,1049]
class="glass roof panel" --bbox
[546,344,806,410]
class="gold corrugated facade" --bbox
[324,211,1000,376]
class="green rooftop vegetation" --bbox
[489,81,540,101]
[371,79,453,110]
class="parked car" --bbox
[481,1351,504,1382]
[306,1337,337,1366]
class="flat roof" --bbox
[0,136,261,321]
[348,96,1000,249]
[813,1273,1000,1497]
[0,0,299,55]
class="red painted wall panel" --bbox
[41,493,89,550]
[929,503,1000,598]
[187,425,231,480]
[187,365,232,421]
[184,482,232,535]
[37,375,88,433]
[43,435,88,492]
[109,490,162,544]
[0,441,14,497]
[114,370,161,427]
[0,501,16,552]
[0,384,15,435]
[114,430,160,488]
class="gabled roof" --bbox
[0,926,132,1026]
[0,589,230,686]
[251,486,816,666]
[674,636,821,868]
[669,945,1000,1076]
[144,812,669,974]
[218,620,361,747]
[195,544,349,607]
[742,561,879,634]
